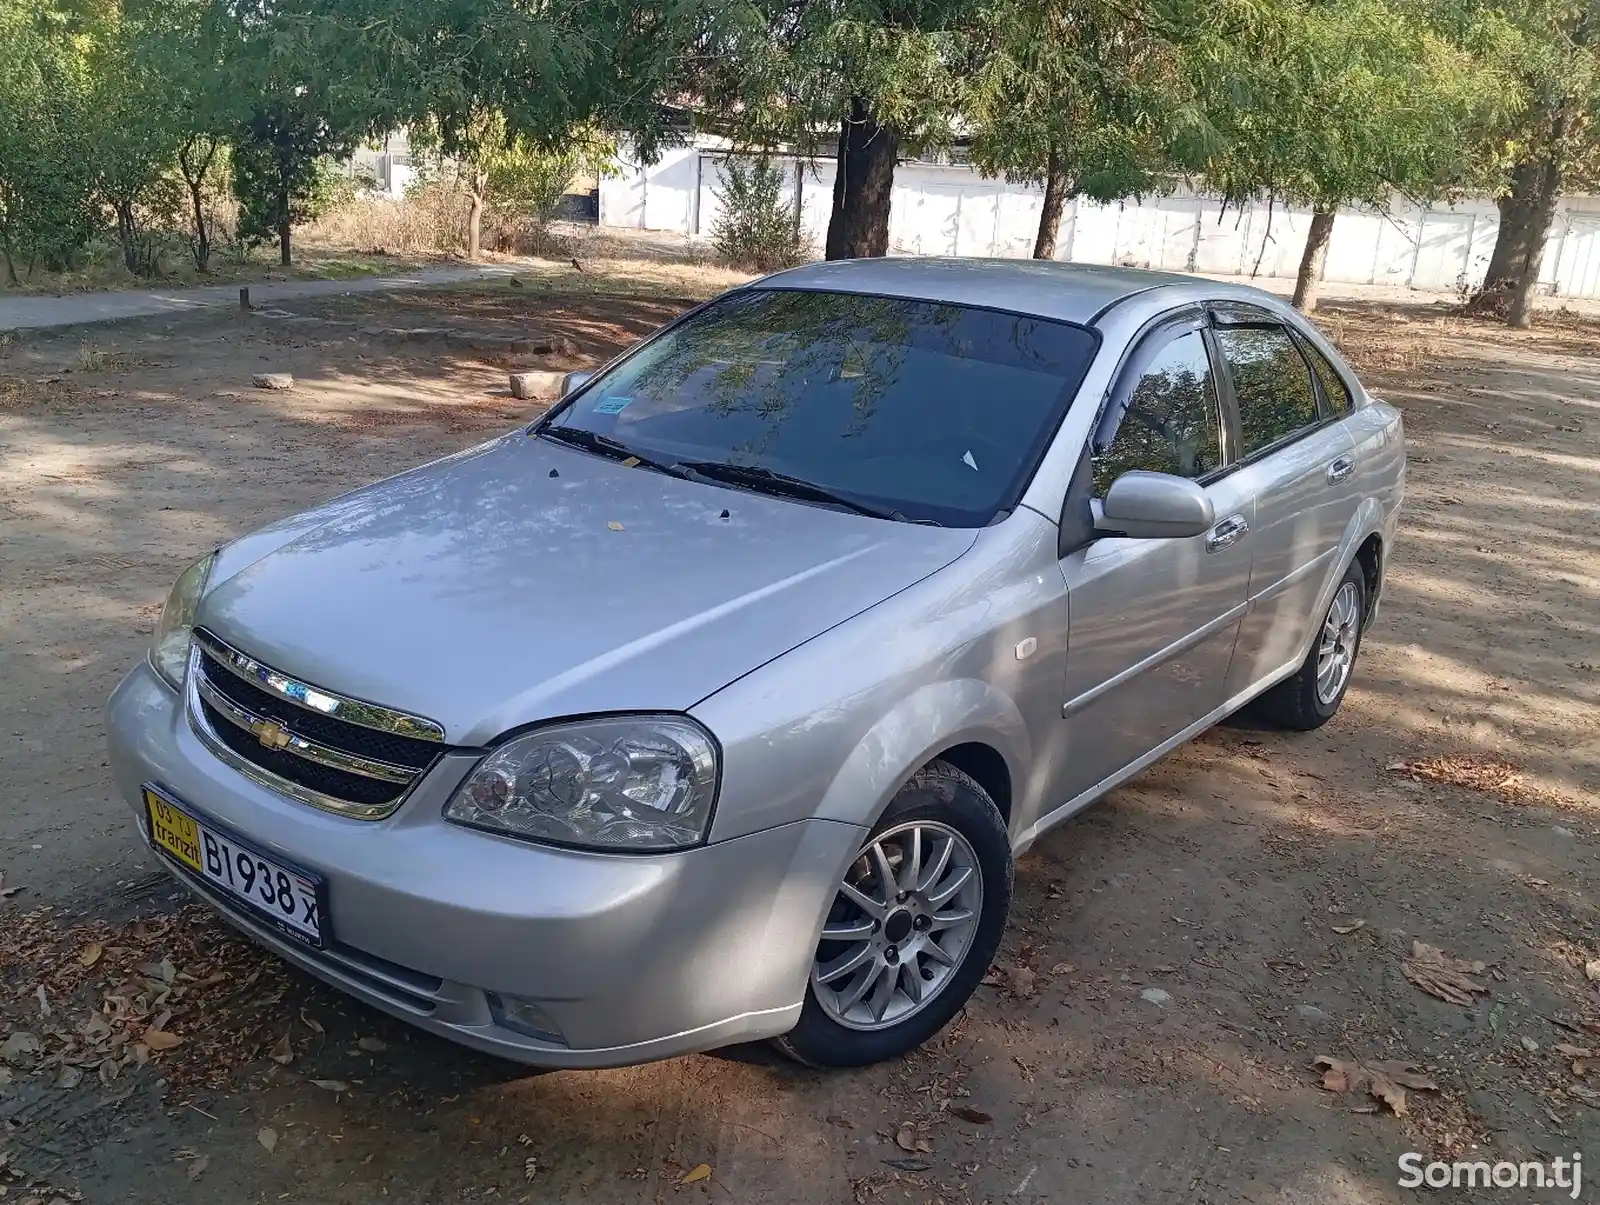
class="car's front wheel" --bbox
[775,762,1012,1067]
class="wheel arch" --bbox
[809,679,1029,841]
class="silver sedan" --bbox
[106,259,1404,1068]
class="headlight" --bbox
[445,716,718,852]
[149,552,215,689]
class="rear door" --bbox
[1211,307,1361,697]
[1057,314,1255,797]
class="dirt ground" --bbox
[0,275,1596,1205]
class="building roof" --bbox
[757,257,1212,326]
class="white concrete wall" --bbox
[599,141,1600,300]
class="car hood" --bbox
[198,433,978,744]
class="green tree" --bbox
[87,5,188,276]
[295,0,687,258]
[693,0,968,259]
[1457,0,1600,326]
[1193,0,1505,313]
[966,0,1211,260]
[139,0,236,269]
[0,0,97,283]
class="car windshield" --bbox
[543,288,1099,527]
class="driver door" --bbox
[1057,316,1254,798]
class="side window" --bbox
[1093,330,1224,495]
[1215,326,1321,456]
[1298,336,1353,416]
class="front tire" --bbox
[1255,561,1367,731]
[775,761,1012,1068]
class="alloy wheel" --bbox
[1316,580,1361,705]
[811,821,984,1031]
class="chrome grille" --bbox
[186,629,446,819]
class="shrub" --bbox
[711,157,811,272]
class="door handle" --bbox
[1205,513,1249,552]
[1327,455,1356,483]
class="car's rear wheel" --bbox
[775,762,1012,1068]
[1255,561,1367,731]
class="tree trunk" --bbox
[825,96,900,260]
[179,136,216,271]
[1508,158,1562,329]
[1033,146,1070,260]
[1466,163,1543,313]
[188,178,211,270]
[466,168,487,260]
[1291,208,1336,313]
[116,201,140,274]
[277,139,292,266]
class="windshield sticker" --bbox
[593,396,632,415]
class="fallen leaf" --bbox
[1570,1084,1600,1110]
[1331,920,1366,935]
[312,1079,351,1093]
[1,1032,42,1062]
[679,1163,712,1184]
[78,942,103,969]
[1586,960,1600,983]
[882,1158,933,1172]
[56,1066,83,1090]
[299,1009,324,1035]
[258,1127,278,1153]
[1312,1055,1436,1116]
[357,1036,387,1053]
[524,1157,538,1181]
[34,985,49,1017]
[1368,1069,1409,1116]
[142,1028,182,1052]
[185,1155,209,1182]
[949,1106,993,1125]
[607,521,624,531]
[1556,1044,1595,1058]
[894,1123,918,1151]
[98,1058,120,1084]
[1049,961,1076,975]
[1008,965,1037,1000]
[269,1034,294,1066]
[1402,941,1489,1006]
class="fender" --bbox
[809,678,1031,834]
[1287,497,1392,670]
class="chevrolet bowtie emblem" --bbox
[251,719,294,751]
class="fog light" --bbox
[488,993,566,1044]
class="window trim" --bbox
[1205,308,1339,468]
[1089,307,1234,495]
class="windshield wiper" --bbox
[536,424,693,481]
[679,460,905,521]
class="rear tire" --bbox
[1254,561,1366,731]
[774,761,1012,1068]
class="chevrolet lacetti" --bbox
[107,259,1405,1068]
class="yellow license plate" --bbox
[145,787,203,872]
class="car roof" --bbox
[755,257,1277,327]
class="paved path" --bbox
[0,265,513,332]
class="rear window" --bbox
[1215,326,1321,456]
[549,289,1099,527]
[1299,337,1354,415]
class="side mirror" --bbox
[560,370,594,398]
[1093,471,1215,539]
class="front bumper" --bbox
[106,662,863,1068]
